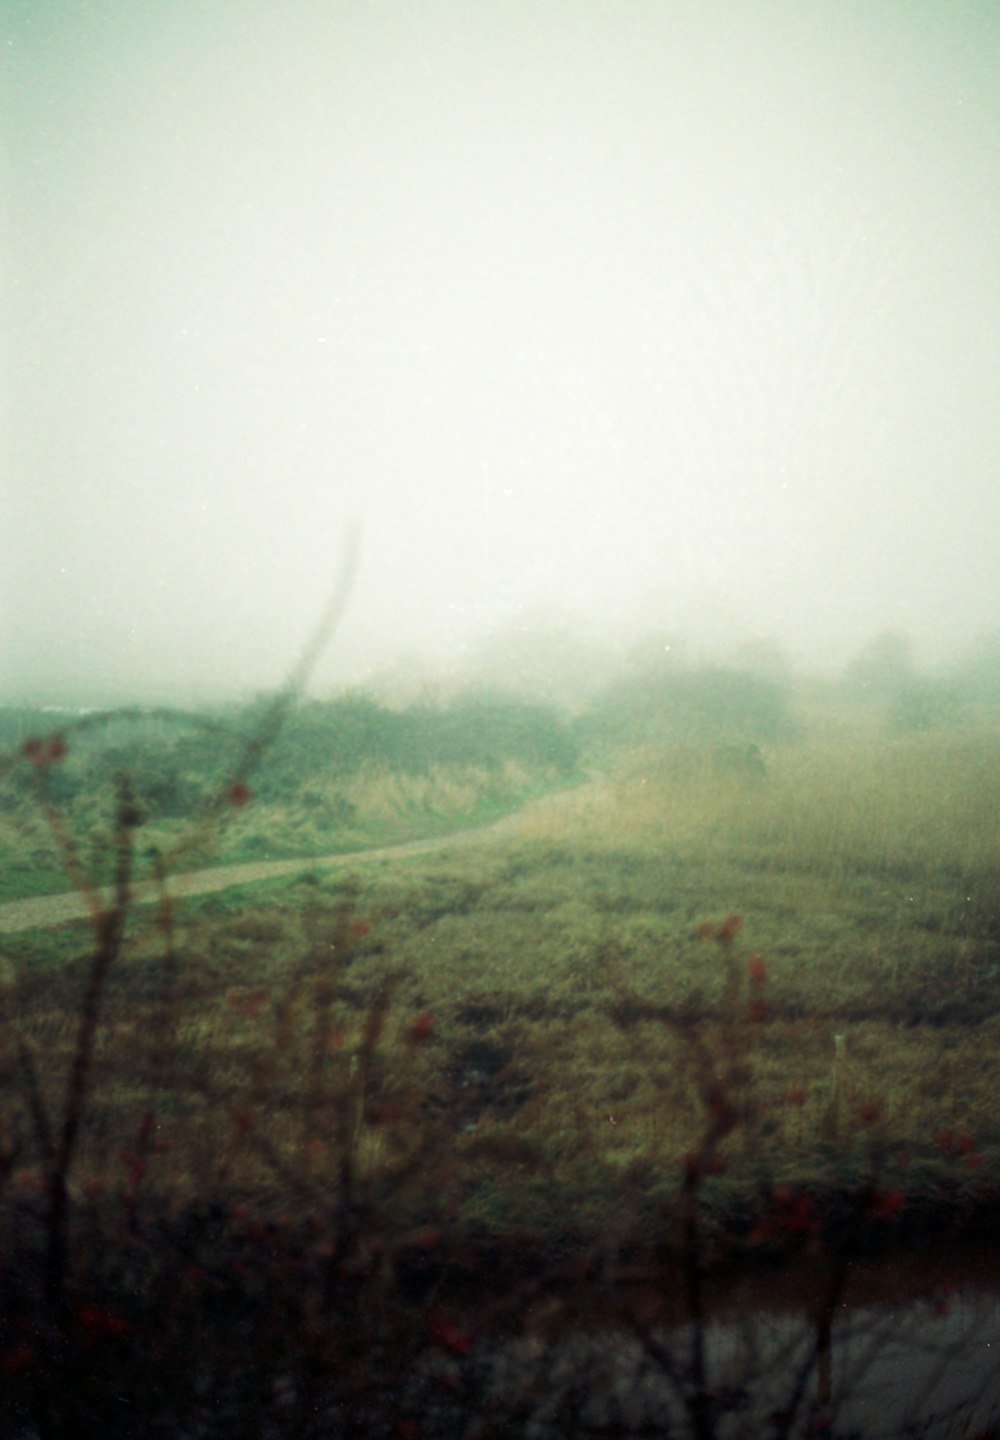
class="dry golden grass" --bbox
[535,722,1000,885]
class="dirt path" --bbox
[0,781,599,936]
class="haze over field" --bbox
[2,1,999,703]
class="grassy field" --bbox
[3,701,997,1237]
[1,689,998,1435]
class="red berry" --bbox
[409,1010,434,1045]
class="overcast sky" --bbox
[3,0,999,701]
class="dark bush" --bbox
[887,680,961,733]
[249,691,579,797]
[578,664,793,749]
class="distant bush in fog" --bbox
[886,679,961,733]
[950,631,1000,704]
[577,663,794,749]
[842,630,916,698]
[842,631,964,732]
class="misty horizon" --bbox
[3,2,999,705]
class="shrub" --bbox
[579,663,794,750]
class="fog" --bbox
[3,1,999,704]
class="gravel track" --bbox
[0,782,597,936]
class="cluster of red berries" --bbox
[696,913,743,943]
[21,734,67,767]
[938,1129,982,1170]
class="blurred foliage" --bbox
[842,629,916,698]
[0,693,583,897]
[247,690,580,801]
[841,631,965,733]
[886,679,962,733]
[577,663,795,750]
[950,630,1000,704]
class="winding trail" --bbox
[0,780,600,936]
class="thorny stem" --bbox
[33,780,103,928]
[772,1175,885,1440]
[3,536,363,1432]
[15,1037,54,1165]
[125,858,184,1200]
[305,882,358,1125]
[163,522,361,874]
[680,1163,714,1440]
[147,863,181,1099]
[44,777,137,1320]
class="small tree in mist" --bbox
[844,631,960,731]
